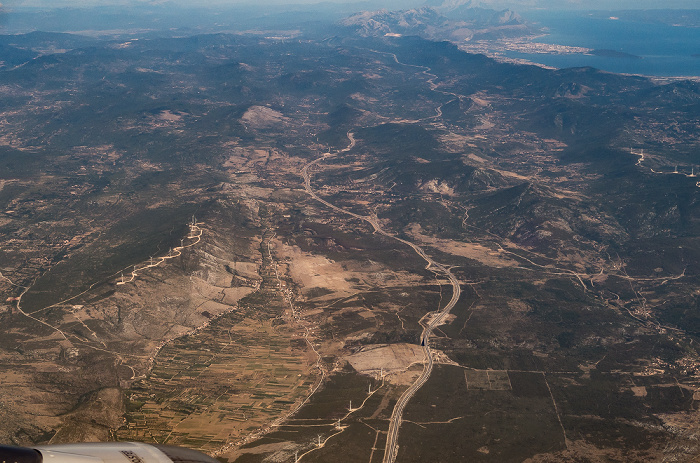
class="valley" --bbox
[0,17,699,463]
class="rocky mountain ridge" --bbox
[341,2,532,41]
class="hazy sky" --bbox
[5,0,700,8]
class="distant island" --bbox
[590,49,642,59]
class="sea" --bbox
[506,11,700,78]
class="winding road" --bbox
[299,47,469,462]
[632,147,700,188]
[117,222,204,285]
[302,131,461,463]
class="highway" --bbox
[300,50,698,463]
[381,252,460,463]
[302,132,461,463]
[300,49,469,462]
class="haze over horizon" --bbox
[3,0,700,10]
[1,0,700,459]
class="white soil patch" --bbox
[420,179,456,197]
[345,343,424,376]
[157,110,183,122]
[277,243,354,298]
[240,105,288,129]
[470,93,490,107]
